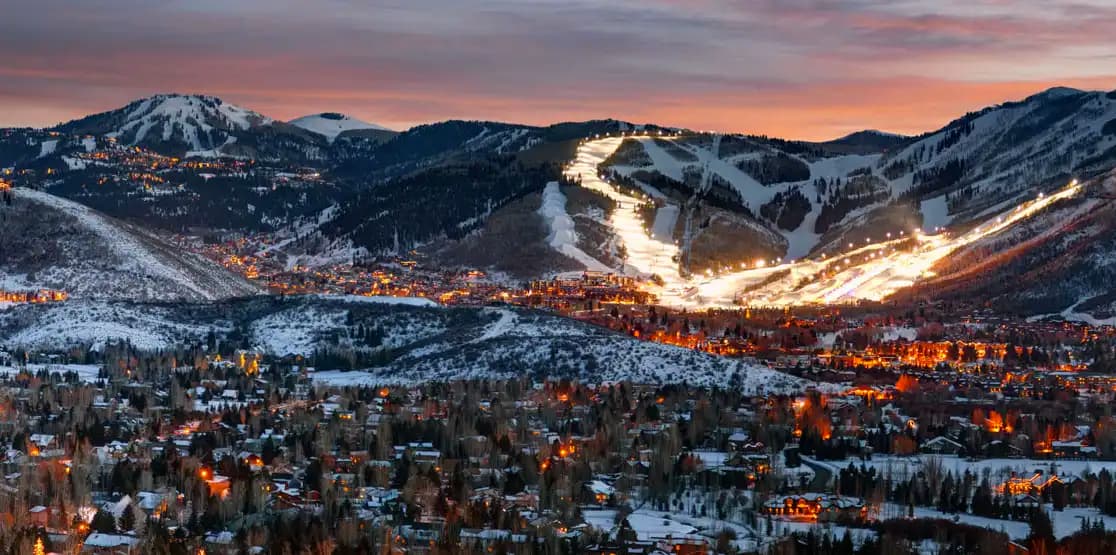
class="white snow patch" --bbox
[289,113,390,143]
[538,181,613,272]
[920,194,951,231]
[38,140,58,158]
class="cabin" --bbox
[761,493,868,523]
[921,436,964,456]
[81,533,139,554]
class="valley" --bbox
[9,3,1116,553]
[4,86,1116,555]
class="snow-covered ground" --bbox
[0,363,101,382]
[839,454,1116,483]
[38,139,58,158]
[0,300,220,351]
[920,195,951,232]
[880,503,1116,541]
[537,181,613,272]
[314,294,438,308]
[7,188,259,301]
[310,305,814,393]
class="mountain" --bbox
[815,129,909,154]
[0,187,260,301]
[896,170,1116,321]
[55,94,270,153]
[589,87,1116,277]
[288,112,395,143]
[10,87,1116,304]
[52,94,330,161]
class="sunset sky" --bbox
[2,0,1114,140]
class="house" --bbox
[1052,440,1097,459]
[458,529,529,554]
[81,533,139,554]
[921,436,964,456]
[27,434,58,456]
[29,505,48,526]
[761,493,868,523]
[135,489,177,519]
[583,480,615,505]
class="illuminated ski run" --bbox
[565,136,1083,308]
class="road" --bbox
[801,456,835,492]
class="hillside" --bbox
[0,295,811,393]
[900,170,1116,321]
[0,187,260,301]
[594,87,1116,276]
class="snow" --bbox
[624,511,699,541]
[474,308,518,342]
[0,300,218,351]
[582,509,619,532]
[567,140,682,278]
[309,370,382,387]
[62,156,88,170]
[1058,301,1116,326]
[81,136,96,152]
[114,94,270,151]
[38,139,58,158]
[880,503,1116,541]
[13,187,258,301]
[289,113,390,143]
[250,305,348,357]
[831,454,1116,492]
[313,294,438,308]
[83,533,139,548]
[537,181,613,272]
[880,326,917,342]
[691,450,730,469]
[920,194,951,231]
[651,204,680,241]
[186,135,238,158]
[0,364,101,382]
[0,273,35,290]
[310,307,816,393]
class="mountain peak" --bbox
[117,93,272,132]
[1025,86,1085,102]
[54,93,273,155]
[819,129,909,152]
[288,112,392,142]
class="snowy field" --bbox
[0,363,101,382]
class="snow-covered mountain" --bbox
[10,86,1116,309]
[906,169,1116,321]
[0,187,261,301]
[55,94,271,154]
[595,87,1116,275]
[288,112,393,143]
[51,93,334,161]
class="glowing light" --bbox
[568,138,1083,308]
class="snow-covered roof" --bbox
[84,533,139,547]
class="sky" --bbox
[1,0,1114,140]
